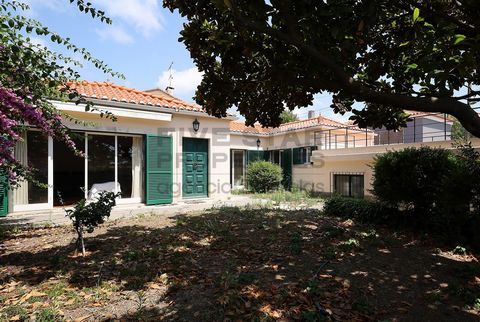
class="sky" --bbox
[23,0,348,121]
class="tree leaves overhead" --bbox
[0,0,121,184]
[164,0,480,135]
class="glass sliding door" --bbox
[27,131,48,204]
[54,133,85,206]
[231,150,245,188]
[87,134,115,199]
[117,136,143,200]
[13,131,49,209]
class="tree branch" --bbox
[228,3,480,137]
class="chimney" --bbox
[308,110,316,119]
[165,86,174,95]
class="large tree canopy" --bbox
[0,0,120,185]
[164,0,480,136]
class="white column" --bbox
[114,135,118,195]
[47,136,53,207]
[84,134,88,199]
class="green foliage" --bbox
[65,191,118,255]
[279,110,298,124]
[323,195,396,224]
[452,120,471,143]
[246,160,282,193]
[164,0,480,135]
[371,146,480,248]
[0,0,122,184]
[372,147,468,216]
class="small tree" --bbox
[65,191,118,256]
[246,161,283,193]
[280,110,298,124]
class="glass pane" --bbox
[350,175,364,198]
[27,131,48,204]
[233,151,245,187]
[54,133,85,206]
[334,175,350,197]
[117,136,133,198]
[88,135,115,197]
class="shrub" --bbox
[65,191,119,255]
[246,160,283,192]
[372,147,469,219]
[323,196,397,224]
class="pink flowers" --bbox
[0,87,77,186]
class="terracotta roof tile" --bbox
[230,115,359,135]
[229,121,271,135]
[68,81,204,112]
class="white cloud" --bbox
[95,25,134,45]
[157,67,204,97]
[95,0,164,37]
[29,36,48,48]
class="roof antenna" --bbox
[165,61,174,94]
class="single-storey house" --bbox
[2,81,235,215]
[1,81,469,217]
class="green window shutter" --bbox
[246,150,264,164]
[292,147,302,164]
[145,135,173,205]
[263,150,270,161]
[281,149,293,190]
[0,172,8,217]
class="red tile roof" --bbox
[68,81,204,112]
[229,121,271,135]
[230,115,358,135]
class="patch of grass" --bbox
[123,249,144,261]
[322,226,346,240]
[251,188,322,206]
[1,305,29,321]
[290,232,303,254]
[337,238,360,252]
[35,308,62,322]
[358,229,379,240]
[452,245,468,255]
[44,281,68,299]
[27,296,45,304]
[238,272,257,285]
[0,225,20,240]
[473,298,480,311]
[302,280,321,296]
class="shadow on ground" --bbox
[1,206,479,321]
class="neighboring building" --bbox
[229,114,375,191]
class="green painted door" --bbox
[145,135,173,205]
[0,172,8,217]
[280,149,292,190]
[183,138,208,198]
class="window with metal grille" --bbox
[333,174,364,198]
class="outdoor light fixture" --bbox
[192,118,200,133]
[256,138,261,148]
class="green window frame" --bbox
[145,135,173,205]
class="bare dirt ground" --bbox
[0,205,479,321]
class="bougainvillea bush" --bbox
[0,0,120,186]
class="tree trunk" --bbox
[76,223,86,256]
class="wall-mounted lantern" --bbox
[256,138,261,149]
[192,118,200,133]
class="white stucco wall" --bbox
[62,105,232,202]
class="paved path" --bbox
[0,195,264,227]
